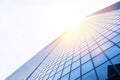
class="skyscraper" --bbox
[6,1,120,80]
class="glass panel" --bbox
[98,39,107,45]
[81,54,90,64]
[107,32,117,39]
[60,74,69,80]
[60,60,66,66]
[111,35,120,43]
[53,65,58,70]
[105,46,120,59]
[75,78,80,80]
[96,62,111,80]
[96,36,104,42]
[67,56,72,61]
[49,69,56,77]
[89,44,97,51]
[72,60,80,70]
[117,41,120,47]
[48,76,53,80]
[116,28,120,32]
[62,66,70,76]
[82,70,97,80]
[81,50,88,57]
[42,74,49,80]
[111,54,120,64]
[93,53,107,67]
[74,51,80,57]
[65,60,72,67]
[91,48,102,57]
[57,65,64,72]
[53,71,61,80]
[82,60,93,75]
[70,67,80,80]
[73,55,80,62]
[101,41,113,51]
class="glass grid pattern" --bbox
[26,8,120,80]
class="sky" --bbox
[0,0,119,79]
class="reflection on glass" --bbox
[96,62,111,80]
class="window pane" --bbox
[59,74,69,80]
[53,71,61,80]
[70,67,80,80]
[89,44,98,51]
[48,76,53,80]
[105,46,120,59]
[82,60,93,75]
[62,66,70,76]
[49,70,56,77]
[65,60,72,67]
[111,35,120,43]
[72,60,80,70]
[57,65,64,72]
[91,48,102,57]
[73,55,80,62]
[93,54,107,67]
[117,41,120,47]
[82,70,97,80]
[98,39,107,45]
[111,54,120,64]
[107,32,117,39]
[81,50,88,57]
[96,62,111,80]
[81,54,90,64]
[101,41,113,51]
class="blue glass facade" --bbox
[6,1,120,80]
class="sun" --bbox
[69,16,87,30]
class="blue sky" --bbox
[0,0,119,79]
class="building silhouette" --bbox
[6,1,120,80]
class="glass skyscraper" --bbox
[6,1,120,80]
